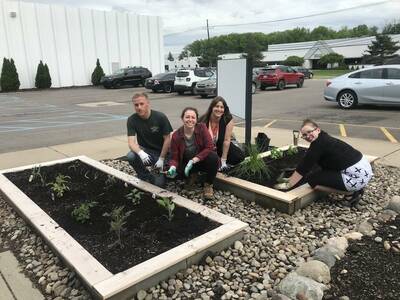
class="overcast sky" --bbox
[23,0,400,53]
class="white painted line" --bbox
[380,127,398,143]
[264,120,277,128]
[339,124,347,137]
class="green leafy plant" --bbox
[71,201,97,223]
[230,144,272,181]
[103,206,133,248]
[157,196,175,222]
[270,147,284,160]
[91,58,105,86]
[28,165,45,186]
[47,174,70,198]
[105,174,117,186]
[287,145,299,156]
[125,188,144,205]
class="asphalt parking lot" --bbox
[0,79,399,154]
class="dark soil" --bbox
[227,147,310,187]
[324,216,400,300]
[5,160,219,274]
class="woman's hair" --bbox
[181,107,199,119]
[199,96,232,124]
[301,119,319,129]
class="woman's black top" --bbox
[296,131,362,176]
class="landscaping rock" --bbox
[278,272,326,300]
[137,289,147,300]
[325,237,348,253]
[296,260,331,283]
[356,221,374,236]
[271,294,291,300]
[343,231,363,241]
[386,195,400,214]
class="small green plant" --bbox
[270,147,284,160]
[230,144,272,181]
[125,188,144,205]
[157,196,175,222]
[105,174,117,187]
[71,201,97,223]
[47,174,70,198]
[103,206,133,248]
[287,145,299,156]
[28,165,46,186]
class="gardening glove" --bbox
[219,159,229,172]
[138,150,152,165]
[166,166,177,178]
[184,160,194,177]
[273,182,292,190]
[154,157,164,170]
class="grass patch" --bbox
[313,69,351,78]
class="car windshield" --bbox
[113,69,125,75]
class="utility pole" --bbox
[206,19,210,41]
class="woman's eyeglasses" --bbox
[301,128,317,139]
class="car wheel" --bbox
[337,90,358,109]
[252,82,256,94]
[260,85,266,91]
[297,78,304,88]
[177,91,184,95]
[277,80,285,90]
[200,94,207,98]
[113,81,121,89]
[163,84,172,93]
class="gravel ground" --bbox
[0,160,399,300]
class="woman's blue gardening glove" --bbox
[184,160,194,177]
[166,166,177,178]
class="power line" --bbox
[164,0,393,37]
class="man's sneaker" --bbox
[203,183,214,200]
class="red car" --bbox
[258,65,305,90]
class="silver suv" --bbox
[174,68,214,95]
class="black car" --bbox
[101,67,152,88]
[145,72,176,93]
[292,66,313,79]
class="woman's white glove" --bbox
[138,150,151,165]
[154,157,164,170]
[219,159,229,171]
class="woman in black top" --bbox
[275,119,373,206]
[199,96,245,171]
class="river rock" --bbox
[137,289,147,300]
[356,221,374,236]
[325,237,348,253]
[278,272,326,300]
[386,195,400,214]
[344,232,363,241]
[296,261,331,283]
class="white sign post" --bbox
[217,58,252,145]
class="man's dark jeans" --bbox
[126,148,161,180]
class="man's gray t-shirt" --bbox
[127,110,173,152]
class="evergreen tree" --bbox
[35,61,52,89]
[167,52,174,61]
[364,34,400,64]
[91,58,105,86]
[0,57,20,92]
[44,63,52,88]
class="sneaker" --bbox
[203,183,214,200]
[343,189,364,207]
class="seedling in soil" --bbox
[157,196,175,222]
[103,206,133,248]
[230,144,272,181]
[125,188,144,205]
[28,165,46,186]
[104,174,117,187]
[47,174,70,198]
[287,145,298,156]
[270,148,284,159]
[71,201,97,224]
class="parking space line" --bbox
[264,120,277,128]
[380,127,398,143]
[339,124,347,137]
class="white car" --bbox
[324,65,400,109]
[174,68,214,95]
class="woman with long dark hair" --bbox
[199,96,245,171]
[167,107,219,200]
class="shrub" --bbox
[35,60,52,89]
[0,58,20,92]
[91,58,105,86]
[284,56,304,66]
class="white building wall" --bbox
[0,0,164,89]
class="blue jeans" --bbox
[126,147,161,180]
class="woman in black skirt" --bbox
[274,119,373,206]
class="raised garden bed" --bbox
[215,145,377,215]
[0,156,248,299]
